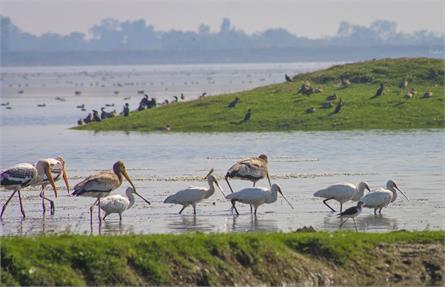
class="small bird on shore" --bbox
[334,98,343,114]
[285,74,293,82]
[399,79,408,91]
[338,201,364,231]
[371,83,384,99]
[239,109,251,123]
[422,91,433,98]
[226,97,240,108]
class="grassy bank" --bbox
[1,231,444,286]
[75,58,444,132]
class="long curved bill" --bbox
[134,191,151,205]
[278,187,294,209]
[122,169,137,192]
[395,186,409,200]
[45,163,58,198]
[62,164,70,195]
[214,179,226,198]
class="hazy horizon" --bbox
[1,0,443,38]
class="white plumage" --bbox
[164,169,225,214]
[0,160,57,218]
[360,180,408,214]
[313,182,370,212]
[100,187,150,221]
[226,183,294,215]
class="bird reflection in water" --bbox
[323,213,398,231]
[168,214,214,232]
[230,213,279,232]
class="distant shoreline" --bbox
[2,46,443,66]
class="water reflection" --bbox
[322,213,399,232]
[168,214,215,232]
[230,213,279,232]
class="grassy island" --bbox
[75,58,444,132]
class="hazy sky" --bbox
[1,0,443,38]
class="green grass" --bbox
[75,57,444,133]
[1,231,443,286]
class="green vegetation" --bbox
[1,231,444,286]
[75,58,444,133]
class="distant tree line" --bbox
[1,16,443,52]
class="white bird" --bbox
[100,187,151,221]
[338,201,364,231]
[360,180,408,215]
[164,169,225,214]
[0,160,57,218]
[33,156,70,215]
[72,161,136,224]
[313,182,370,212]
[226,183,294,215]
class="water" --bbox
[0,62,444,236]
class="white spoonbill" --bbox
[33,156,70,214]
[225,154,272,193]
[313,182,370,212]
[164,169,225,214]
[360,180,408,215]
[100,187,151,221]
[0,160,57,218]
[72,161,136,224]
[338,201,364,232]
[226,183,294,215]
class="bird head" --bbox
[204,168,225,197]
[37,160,58,198]
[258,154,268,162]
[387,180,408,200]
[55,156,70,194]
[113,161,136,191]
[272,184,294,209]
[126,187,151,205]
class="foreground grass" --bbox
[1,231,444,286]
[76,58,444,132]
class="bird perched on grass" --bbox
[285,74,293,82]
[334,98,344,114]
[399,79,408,91]
[422,91,432,98]
[371,83,384,99]
[226,97,240,108]
[239,109,251,123]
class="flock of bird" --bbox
[0,154,408,231]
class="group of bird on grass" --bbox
[291,76,434,115]
[0,154,407,231]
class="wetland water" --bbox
[1,62,444,235]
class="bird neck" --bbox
[127,190,135,209]
[266,188,278,203]
[390,188,397,202]
[206,178,216,199]
[354,185,366,201]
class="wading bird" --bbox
[313,182,370,212]
[100,187,151,221]
[338,201,363,231]
[72,161,136,224]
[34,157,70,214]
[360,180,408,215]
[225,154,272,193]
[0,160,57,218]
[226,183,294,215]
[164,169,225,214]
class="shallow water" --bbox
[1,62,444,236]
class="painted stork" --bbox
[72,161,136,224]
[164,169,225,214]
[100,187,151,221]
[225,154,272,193]
[313,182,370,212]
[0,160,57,218]
[360,180,408,215]
[33,157,70,214]
[226,183,294,215]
